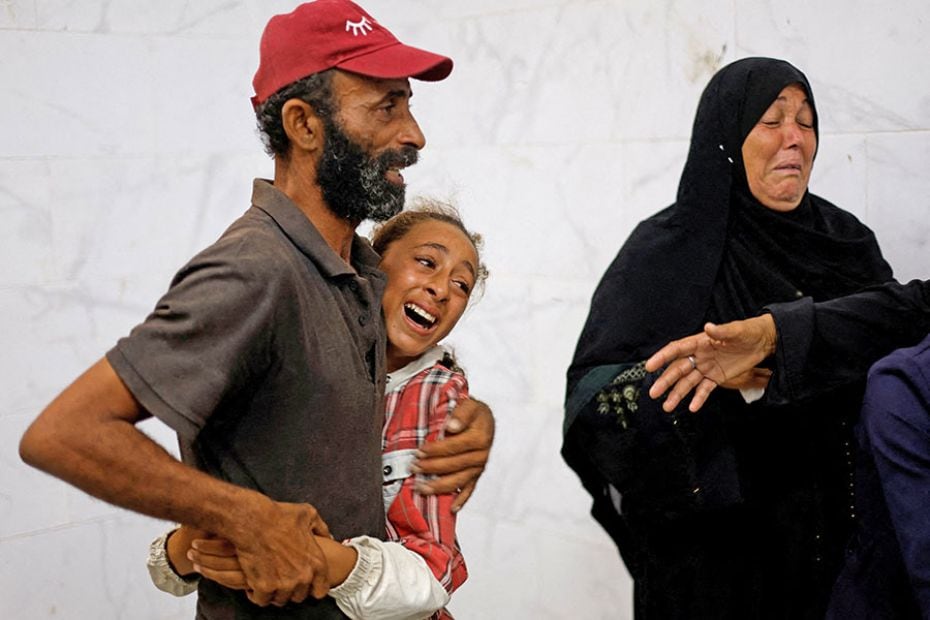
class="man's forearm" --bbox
[19,358,268,542]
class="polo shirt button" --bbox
[383,465,392,476]
[358,314,368,325]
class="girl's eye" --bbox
[416,257,435,268]
[453,280,471,294]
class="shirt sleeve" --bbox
[329,536,449,620]
[106,238,281,438]
[765,279,930,404]
[146,529,200,597]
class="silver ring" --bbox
[687,355,698,371]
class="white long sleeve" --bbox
[329,535,449,620]
[146,530,199,597]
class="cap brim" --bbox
[338,42,453,82]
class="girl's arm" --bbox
[154,526,358,593]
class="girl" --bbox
[149,200,488,620]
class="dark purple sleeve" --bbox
[859,337,930,615]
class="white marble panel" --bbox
[0,0,35,28]
[808,133,870,223]
[418,0,737,148]
[0,159,54,286]
[0,283,136,417]
[46,154,268,289]
[866,132,930,282]
[34,0,293,36]
[0,31,158,158]
[148,37,264,155]
[0,413,71,537]
[454,513,632,618]
[0,515,195,619]
[404,140,686,284]
[736,0,930,132]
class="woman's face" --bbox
[741,83,817,212]
[379,220,478,372]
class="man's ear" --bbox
[281,99,324,154]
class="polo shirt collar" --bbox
[385,345,447,393]
[250,179,383,279]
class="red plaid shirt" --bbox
[382,362,469,620]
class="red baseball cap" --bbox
[251,0,453,107]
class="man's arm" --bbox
[20,357,330,607]
[413,398,493,511]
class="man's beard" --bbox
[316,117,418,223]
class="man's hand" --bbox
[413,398,494,512]
[644,315,778,413]
[229,500,332,606]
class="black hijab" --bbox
[567,57,892,397]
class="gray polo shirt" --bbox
[108,179,386,619]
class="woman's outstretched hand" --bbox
[645,315,778,412]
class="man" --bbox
[19,2,492,618]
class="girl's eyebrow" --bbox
[415,242,477,277]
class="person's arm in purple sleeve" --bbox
[858,338,930,615]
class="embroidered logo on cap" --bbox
[346,16,373,36]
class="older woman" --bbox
[562,58,894,619]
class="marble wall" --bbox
[2,1,928,618]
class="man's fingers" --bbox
[450,479,477,512]
[418,433,488,459]
[444,398,485,434]
[309,562,329,599]
[288,582,311,605]
[308,515,331,539]
[192,565,249,590]
[415,466,483,496]
[414,447,488,474]
[247,587,274,607]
